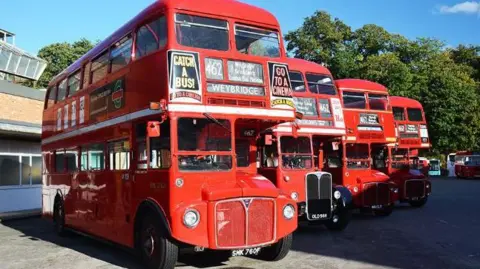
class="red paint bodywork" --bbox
[454,151,480,178]
[388,96,431,201]
[335,79,398,208]
[41,0,297,251]
[257,58,346,205]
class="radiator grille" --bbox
[362,182,390,206]
[306,173,332,220]
[208,98,265,108]
[405,180,426,199]
[215,198,275,248]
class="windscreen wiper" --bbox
[203,113,231,133]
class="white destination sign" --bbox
[227,61,263,84]
[207,83,265,96]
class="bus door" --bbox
[257,133,279,184]
[128,120,171,244]
[318,138,343,185]
[371,144,388,174]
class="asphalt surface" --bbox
[1,177,480,269]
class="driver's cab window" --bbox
[259,135,278,168]
[135,120,171,169]
[323,141,343,168]
[371,146,387,169]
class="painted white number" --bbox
[311,213,328,219]
[63,105,69,129]
[79,96,85,124]
[56,108,62,131]
[71,101,77,127]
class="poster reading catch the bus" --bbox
[268,62,294,110]
[168,50,202,103]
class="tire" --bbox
[53,198,67,236]
[409,197,428,208]
[137,215,178,269]
[325,210,351,231]
[372,205,394,217]
[257,233,293,261]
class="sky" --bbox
[1,0,479,55]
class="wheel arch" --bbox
[133,198,172,245]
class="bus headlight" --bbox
[334,190,342,200]
[283,204,295,220]
[183,209,200,228]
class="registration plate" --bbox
[371,205,383,209]
[232,247,261,257]
[411,197,419,201]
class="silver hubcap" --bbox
[143,228,155,256]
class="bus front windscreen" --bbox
[280,136,312,170]
[391,148,409,169]
[346,143,370,169]
[175,13,229,51]
[177,118,232,171]
[407,108,424,122]
[235,24,280,57]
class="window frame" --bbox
[87,143,106,171]
[90,50,110,85]
[45,85,57,109]
[305,72,337,96]
[56,78,68,103]
[289,70,306,93]
[135,15,168,60]
[67,69,82,98]
[367,93,389,111]
[342,91,367,109]
[108,138,131,171]
[393,107,406,121]
[234,23,281,58]
[54,149,66,173]
[110,34,133,73]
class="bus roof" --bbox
[285,58,333,76]
[390,96,422,109]
[49,0,280,86]
[335,79,388,93]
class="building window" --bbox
[88,143,105,171]
[91,51,109,84]
[136,16,167,58]
[108,139,130,170]
[55,150,65,173]
[0,156,20,186]
[68,70,81,97]
[111,35,133,72]
[57,79,68,102]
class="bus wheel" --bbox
[372,205,393,217]
[53,198,66,236]
[325,210,351,231]
[257,233,292,261]
[409,197,428,208]
[138,215,178,269]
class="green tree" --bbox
[35,38,95,88]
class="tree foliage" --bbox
[34,38,95,88]
[285,11,480,154]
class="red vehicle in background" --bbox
[454,151,480,178]
[332,79,398,216]
[255,58,352,231]
[387,96,432,207]
[41,1,299,268]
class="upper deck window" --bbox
[67,70,81,97]
[91,51,109,84]
[289,71,305,92]
[393,107,405,121]
[306,73,336,95]
[407,108,423,122]
[46,86,56,108]
[57,79,67,102]
[235,24,280,57]
[343,91,366,109]
[368,94,388,110]
[136,16,167,58]
[111,35,132,72]
[175,14,229,51]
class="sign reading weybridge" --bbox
[89,77,125,119]
[168,50,202,103]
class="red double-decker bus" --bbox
[333,79,398,216]
[254,58,351,230]
[41,1,299,268]
[388,96,432,207]
[454,151,480,178]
